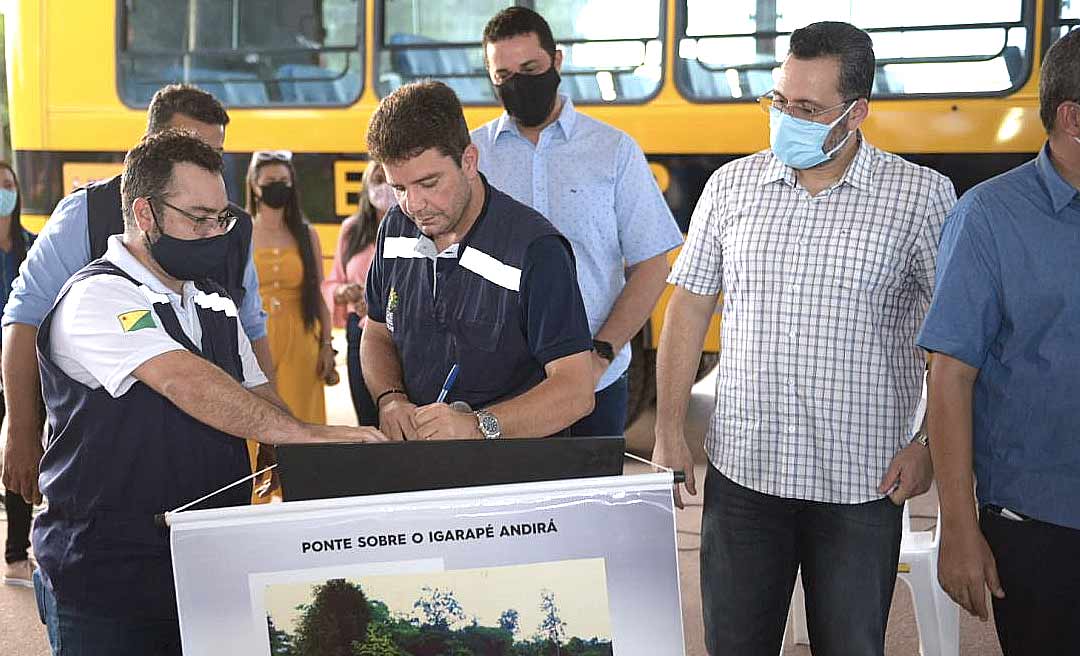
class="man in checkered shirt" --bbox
[653,22,956,655]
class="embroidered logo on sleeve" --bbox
[117,309,156,333]
[386,287,398,333]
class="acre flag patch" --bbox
[118,309,156,332]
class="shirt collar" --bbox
[103,235,194,300]
[758,132,875,192]
[494,93,577,142]
[1036,143,1080,214]
[409,174,493,259]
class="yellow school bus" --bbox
[4,0,1071,420]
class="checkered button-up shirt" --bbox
[670,138,956,503]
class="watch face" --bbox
[479,412,500,437]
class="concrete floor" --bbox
[1,350,1005,655]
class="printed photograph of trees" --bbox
[263,559,614,656]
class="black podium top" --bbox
[276,436,625,501]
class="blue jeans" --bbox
[700,463,902,656]
[567,372,628,437]
[34,569,182,656]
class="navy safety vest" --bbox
[85,174,253,306]
[376,180,567,410]
[34,260,251,621]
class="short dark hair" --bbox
[366,81,469,166]
[1040,30,1080,132]
[788,22,875,100]
[146,84,230,134]
[121,128,225,230]
[482,7,557,63]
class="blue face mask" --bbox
[0,188,17,217]
[769,102,855,170]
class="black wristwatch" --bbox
[592,339,615,362]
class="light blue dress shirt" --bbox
[472,95,683,390]
[2,190,268,342]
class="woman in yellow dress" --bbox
[246,151,337,425]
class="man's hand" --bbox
[414,403,482,441]
[878,441,933,505]
[312,425,391,443]
[938,522,1005,620]
[378,397,418,440]
[2,424,43,505]
[651,429,697,509]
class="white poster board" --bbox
[169,473,685,655]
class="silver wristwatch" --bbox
[912,430,929,447]
[475,409,501,440]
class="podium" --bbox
[167,441,685,655]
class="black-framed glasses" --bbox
[150,197,238,237]
[757,90,856,121]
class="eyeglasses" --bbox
[150,197,238,237]
[252,150,293,163]
[757,91,856,121]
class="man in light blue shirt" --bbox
[472,7,682,436]
[1,85,271,507]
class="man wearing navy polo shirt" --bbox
[361,81,595,441]
[919,29,1080,654]
[472,7,683,436]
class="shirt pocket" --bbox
[449,318,506,396]
[826,226,899,294]
[555,183,617,246]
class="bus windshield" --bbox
[376,0,664,104]
[677,0,1030,101]
[117,0,363,107]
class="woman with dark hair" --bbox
[322,162,393,426]
[0,161,37,588]
[247,151,336,426]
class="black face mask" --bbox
[147,205,229,281]
[259,181,293,209]
[494,66,561,128]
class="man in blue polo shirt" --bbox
[918,29,1080,654]
[361,81,595,441]
[472,7,683,436]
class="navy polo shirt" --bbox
[366,179,592,409]
[917,143,1080,529]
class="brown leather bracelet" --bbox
[376,388,407,407]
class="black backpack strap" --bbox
[85,175,125,260]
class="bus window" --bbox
[1052,0,1079,40]
[117,0,363,107]
[677,0,1030,102]
[377,0,663,104]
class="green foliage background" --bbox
[268,579,613,656]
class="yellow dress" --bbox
[255,246,327,424]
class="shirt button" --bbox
[788,328,797,339]
[787,425,797,434]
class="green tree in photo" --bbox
[498,608,520,637]
[267,614,295,656]
[352,622,403,656]
[292,579,373,656]
[537,589,567,656]
[413,586,466,630]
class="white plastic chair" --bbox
[782,502,959,656]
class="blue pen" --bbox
[435,363,460,404]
